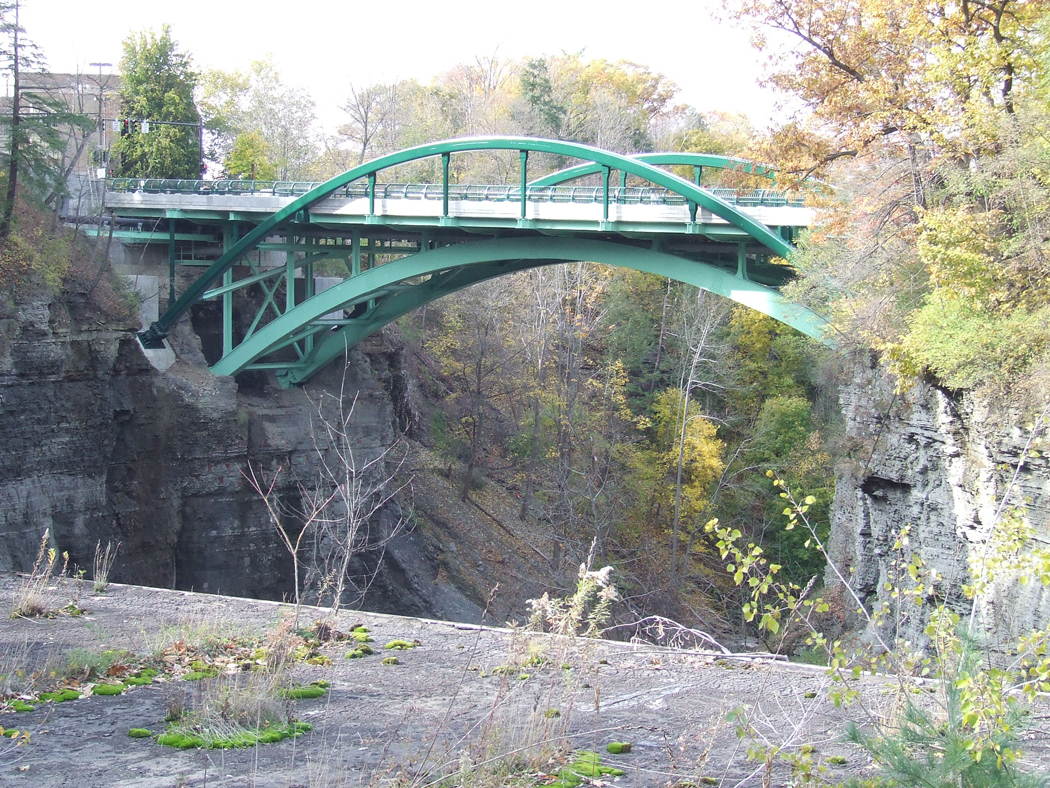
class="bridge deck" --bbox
[106,190,812,237]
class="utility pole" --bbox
[88,62,112,177]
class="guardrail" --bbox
[106,179,806,209]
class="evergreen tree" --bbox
[112,26,200,179]
[0,0,90,241]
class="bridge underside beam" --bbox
[208,236,830,388]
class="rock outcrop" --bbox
[0,291,500,621]
[829,357,1050,646]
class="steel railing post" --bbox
[519,150,528,220]
[442,153,450,217]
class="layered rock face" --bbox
[0,292,485,620]
[829,358,1050,646]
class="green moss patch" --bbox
[606,741,632,754]
[183,670,219,681]
[92,682,126,696]
[124,675,153,686]
[353,631,373,643]
[39,689,81,703]
[156,721,312,750]
[382,656,399,665]
[383,639,415,650]
[10,700,34,712]
[127,728,153,738]
[279,686,326,700]
[346,645,374,659]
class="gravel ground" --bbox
[1,573,1048,787]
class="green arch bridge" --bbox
[104,137,828,388]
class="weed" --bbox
[160,671,299,749]
[11,530,68,618]
[92,540,120,593]
[64,648,127,681]
[527,562,619,638]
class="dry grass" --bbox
[92,540,120,594]
[163,671,297,747]
[10,530,67,619]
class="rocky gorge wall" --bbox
[0,290,499,621]
[829,357,1050,647]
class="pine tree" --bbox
[0,0,89,241]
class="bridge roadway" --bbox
[104,184,811,241]
[99,137,828,388]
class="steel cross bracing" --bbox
[107,137,829,388]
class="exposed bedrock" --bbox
[829,357,1050,646]
[0,292,488,621]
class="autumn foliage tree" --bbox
[722,0,1050,398]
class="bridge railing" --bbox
[106,178,806,208]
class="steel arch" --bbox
[209,237,830,388]
[139,136,796,347]
[529,152,778,187]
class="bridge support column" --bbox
[285,251,295,314]
[168,220,176,308]
[351,230,361,276]
[222,223,236,357]
[222,268,233,357]
[303,254,314,356]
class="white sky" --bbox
[25,0,786,134]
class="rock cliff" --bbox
[829,357,1050,646]
[0,291,548,623]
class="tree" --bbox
[223,130,275,180]
[0,1,90,240]
[722,0,1043,176]
[517,57,567,138]
[245,380,408,622]
[337,82,399,166]
[112,26,200,179]
[199,58,317,181]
